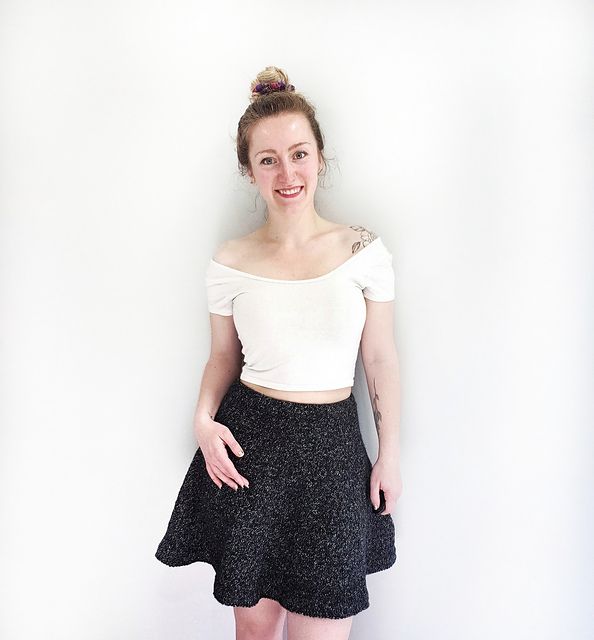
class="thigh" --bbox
[286,610,354,640]
[233,597,287,640]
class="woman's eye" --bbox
[260,150,307,165]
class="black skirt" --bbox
[155,378,397,619]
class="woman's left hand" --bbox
[370,455,402,516]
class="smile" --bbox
[276,186,303,197]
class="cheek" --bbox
[305,165,319,182]
[252,167,269,183]
[259,173,275,187]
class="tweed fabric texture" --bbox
[155,378,397,619]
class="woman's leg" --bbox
[233,597,287,640]
[286,611,354,640]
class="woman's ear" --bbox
[247,167,255,184]
[318,152,325,175]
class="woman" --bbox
[155,66,403,640]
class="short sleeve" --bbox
[362,239,395,302]
[205,261,236,316]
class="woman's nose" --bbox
[278,160,295,182]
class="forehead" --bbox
[249,112,313,150]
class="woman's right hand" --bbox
[194,416,250,491]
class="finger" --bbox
[212,463,241,490]
[370,484,381,510]
[214,450,250,488]
[221,461,250,489]
[217,426,245,459]
[372,488,387,513]
[205,461,222,489]
[381,496,394,516]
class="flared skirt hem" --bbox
[154,547,396,619]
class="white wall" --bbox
[1,1,592,639]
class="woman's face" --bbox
[247,112,322,212]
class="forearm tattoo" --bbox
[371,377,382,436]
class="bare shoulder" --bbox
[212,238,235,265]
[346,224,379,255]
[212,231,260,269]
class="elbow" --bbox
[208,351,243,375]
[361,342,398,368]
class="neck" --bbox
[262,206,329,246]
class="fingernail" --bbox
[238,449,244,456]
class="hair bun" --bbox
[250,66,295,103]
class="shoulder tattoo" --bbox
[349,225,379,255]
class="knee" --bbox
[234,600,286,640]
[235,619,285,640]
[235,625,283,640]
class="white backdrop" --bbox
[1,1,592,639]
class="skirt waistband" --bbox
[226,378,356,417]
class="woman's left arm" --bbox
[360,298,402,515]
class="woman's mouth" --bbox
[275,186,303,198]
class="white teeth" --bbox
[278,187,301,195]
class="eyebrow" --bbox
[255,142,311,157]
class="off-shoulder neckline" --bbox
[208,236,382,283]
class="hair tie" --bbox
[253,80,295,96]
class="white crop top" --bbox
[205,236,395,391]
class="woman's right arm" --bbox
[195,312,243,425]
[193,312,250,490]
